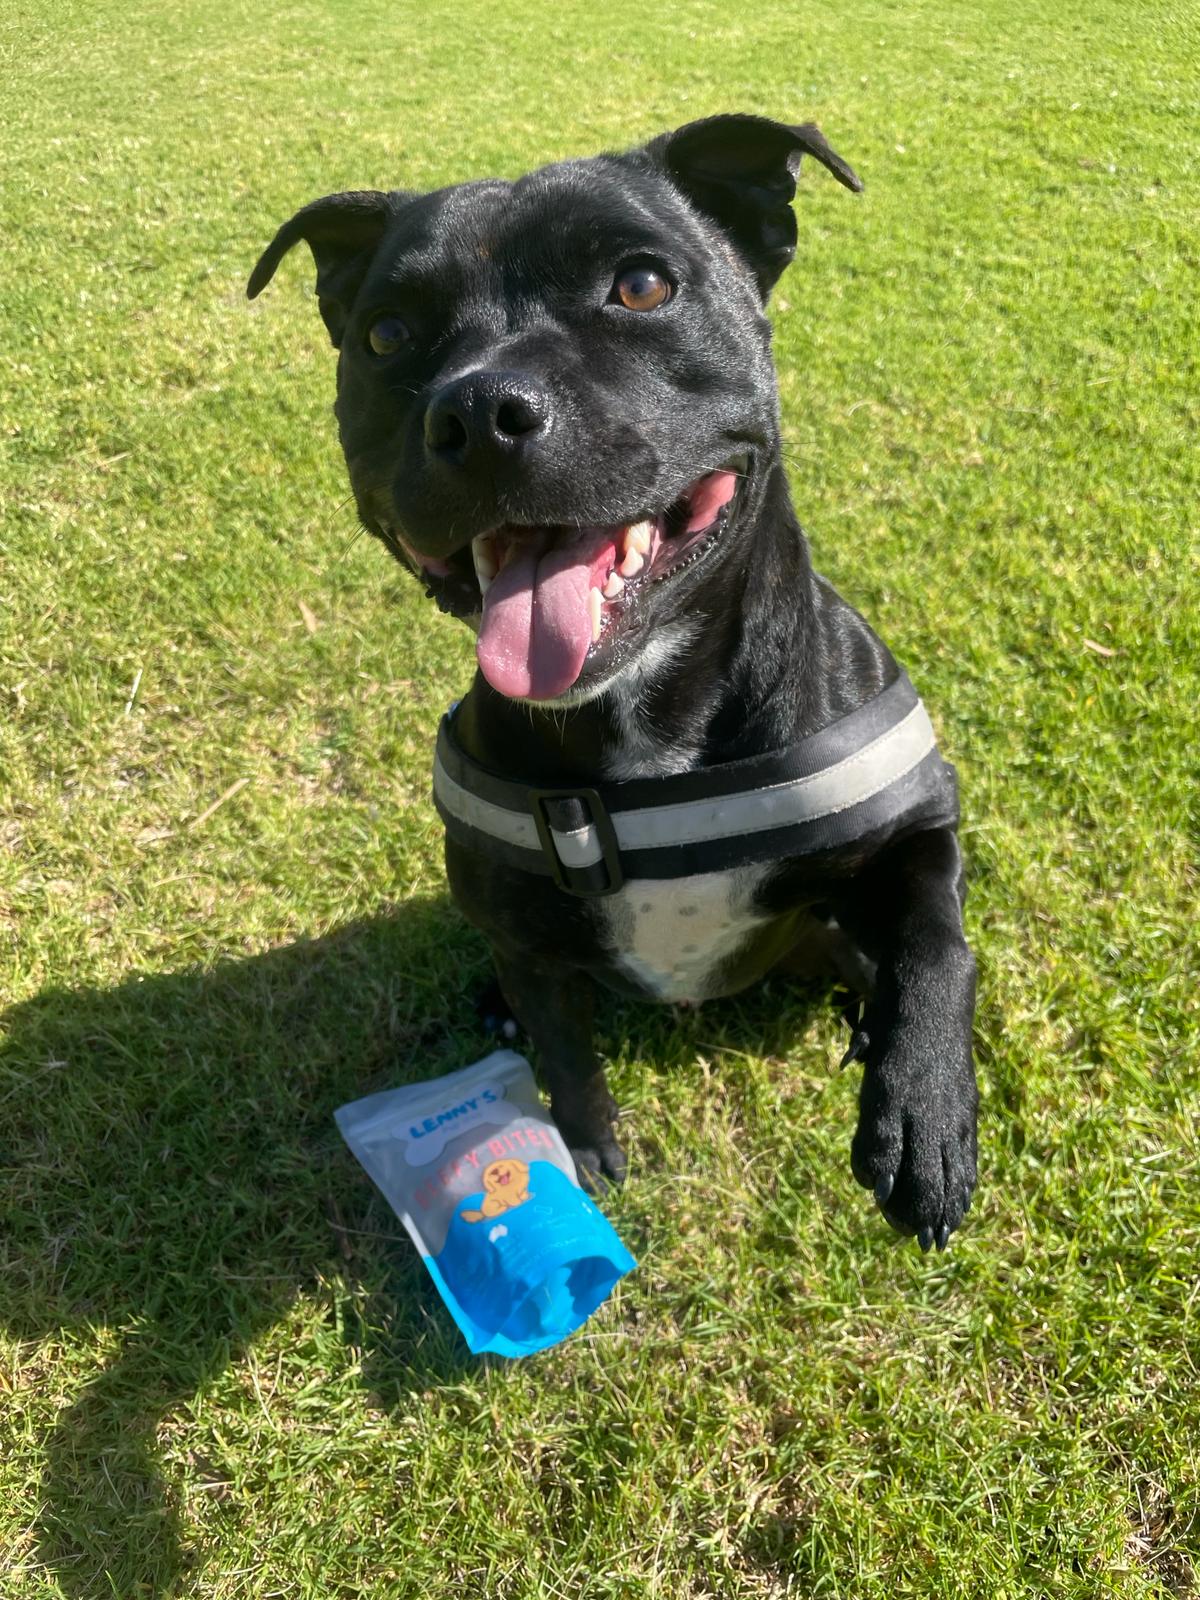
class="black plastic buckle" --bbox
[528,786,624,897]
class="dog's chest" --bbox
[588,687,777,1002]
[595,865,773,1003]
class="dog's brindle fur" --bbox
[249,114,979,1250]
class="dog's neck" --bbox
[453,465,894,786]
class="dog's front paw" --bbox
[850,1049,978,1251]
[551,1081,626,1189]
[568,1131,628,1191]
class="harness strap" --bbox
[433,673,958,896]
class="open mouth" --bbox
[411,461,746,701]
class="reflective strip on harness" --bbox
[611,702,934,850]
[432,766,606,867]
[433,763,543,854]
[431,674,958,895]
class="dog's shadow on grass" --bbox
[0,896,505,1598]
[2,899,843,1597]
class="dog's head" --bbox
[249,115,861,704]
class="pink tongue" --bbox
[683,469,738,532]
[476,528,618,700]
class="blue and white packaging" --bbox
[334,1051,636,1357]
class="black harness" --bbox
[433,672,958,898]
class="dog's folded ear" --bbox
[647,114,862,300]
[247,189,405,347]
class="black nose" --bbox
[424,370,552,466]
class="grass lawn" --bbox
[2,0,1198,1594]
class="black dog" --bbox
[249,114,978,1250]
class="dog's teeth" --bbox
[618,547,644,579]
[626,519,654,555]
[472,534,499,597]
[602,571,625,600]
[472,533,498,578]
[589,586,603,643]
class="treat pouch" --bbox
[334,1050,636,1357]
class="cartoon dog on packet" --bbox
[460,1158,532,1223]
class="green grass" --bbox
[2,0,1198,1594]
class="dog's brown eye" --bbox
[367,314,410,355]
[613,266,671,312]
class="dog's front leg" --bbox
[489,949,627,1186]
[835,827,978,1250]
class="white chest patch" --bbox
[600,864,774,1003]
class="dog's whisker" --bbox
[320,490,359,530]
[327,524,368,570]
